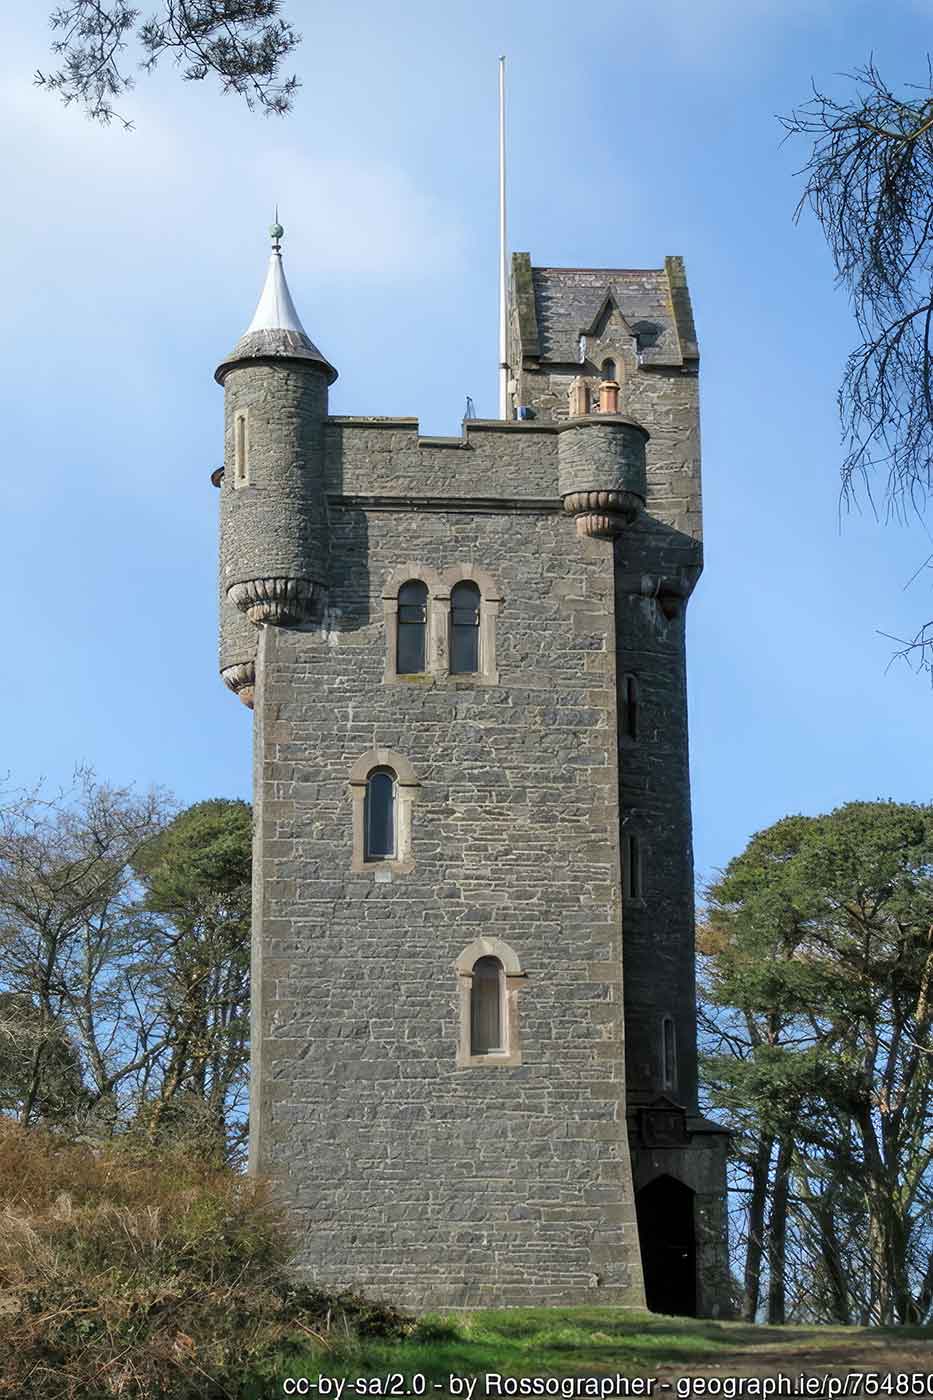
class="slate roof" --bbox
[513,255,699,369]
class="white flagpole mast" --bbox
[498,55,509,420]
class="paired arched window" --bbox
[396,580,428,674]
[364,767,396,860]
[383,567,500,685]
[450,581,481,675]
[470,956,503,1054]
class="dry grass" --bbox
[0,1121,410,1398]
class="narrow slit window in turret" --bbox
[470,956,503,1054]
[234,412,248,485]
[450,581,481,674]
[397,580,428,673]
[364,768,396,860]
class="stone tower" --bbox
[214,229,730,1315]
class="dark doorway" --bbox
[636,1174,697,1316]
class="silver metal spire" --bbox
[245,219,308,337]
[214,221,338,385]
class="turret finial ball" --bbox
[270,221,284,244]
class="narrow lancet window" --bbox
[397,580,428,673]
[601,358,617,380]
[622,674,638,739]
[624,834,642,899]
[470,956,503,1054]
[364,768,396,860]
[450,581,481,674]
[234,412,248,484]
[662,1016,677,1091]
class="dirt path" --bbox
[655,1334,933,1380]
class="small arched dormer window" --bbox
[397,580,428,674]
[364,767,396,861]
[450,581,481,674]
[601,358,617,381]
[470,956,503,1055]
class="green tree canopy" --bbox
[702,801,933,1325]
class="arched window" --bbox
[450,581,481,674]
[601,358,617,381]
[396,580,428,674]
[662,1015,677,1091]
[470,956,503,1055]
[364,767,396,860]
[621,674,638,739]
[456,937,522,1067]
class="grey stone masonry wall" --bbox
[326,419,559,498]
[249,492,645,1309]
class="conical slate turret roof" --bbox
[215,223,338,385]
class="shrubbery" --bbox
[0,1122,411,1398]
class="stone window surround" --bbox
[233,408,250,488]
[455,936,524,1068]
[382,562,502,686]
[349,748,420,875]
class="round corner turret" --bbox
[215,227,337,636]
[558,414,649,539]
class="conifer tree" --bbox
[702,802,933,1324]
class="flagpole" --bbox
[498,55,509,420]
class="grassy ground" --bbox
[255,1308,933,1394]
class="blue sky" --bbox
[2,0,932,888]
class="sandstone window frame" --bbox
[440,564,502,686]
[455,936,523,1068]
[233,408,250,488]
[382,563,502,685]
[349,748,420,874]
[382,564,446,683]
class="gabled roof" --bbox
[511,254,699,368]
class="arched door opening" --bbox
[636,1174,697,1316]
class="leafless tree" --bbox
[35,1,301,129]
[783,60,933,671]
[0,768,174,1131]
